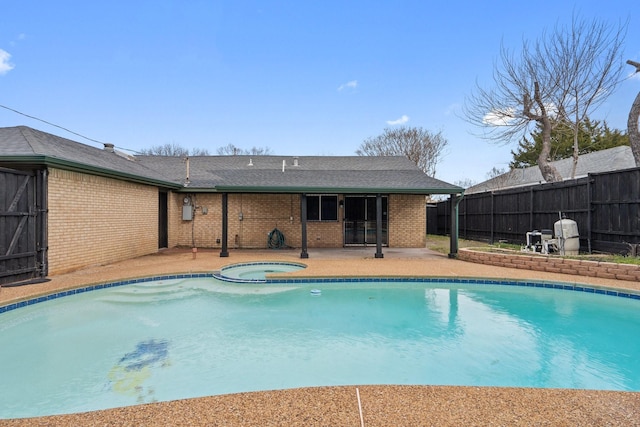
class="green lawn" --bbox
[426,234,640,266]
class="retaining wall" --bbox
[458,248,640,283]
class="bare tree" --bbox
[190,147,211,156]
[486,166,507,179]
[216,144,243,155]
[139,143,209,156]
[246,146,273,155]
[552,17,627,177]
[480,166,523,191]
[454,178,476,189]
[628,59,640,166]
[140,143,271,156]
[464,16,627,182]
[356,126,448,177]
[216,143,273,155]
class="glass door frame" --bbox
[343,195,388,246]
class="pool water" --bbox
[219,262,305,280]
[1,277,640,418]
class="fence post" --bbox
[463,197,467,239]
[587,176,593,254]
[529,188,534,232]
[490,192,494,244]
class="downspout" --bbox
[448,192,464,258]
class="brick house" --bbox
[0,126,463,284]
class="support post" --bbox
[375,193,384,258]
[220,193,229,257]
[490,192,495,244]
[587,176,593,254]
[300,193,309,258]
[448,193,463,258]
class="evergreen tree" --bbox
[510,119,629,169]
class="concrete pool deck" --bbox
[1,247,639,426]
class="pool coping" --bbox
[2,268,640,315]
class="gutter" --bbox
[199,185,465,195]
[0,155,182,189]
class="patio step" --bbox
[97,279,201,304]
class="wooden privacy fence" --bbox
[0,167,48,285]
[435,167,640,255]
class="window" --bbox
[306,195,338,221]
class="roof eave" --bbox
[187,185,464,195]
[0,155,182,189]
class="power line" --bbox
[0,103,109,147]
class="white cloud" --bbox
[482,109,514,126]
[0,49,15,75]
[386,115,409,125]
[337,80,357,91]
[484,101,564,126]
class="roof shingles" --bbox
[466,146,636,194]
[1,126,462,194]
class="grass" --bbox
[425,234,492,254]
[426,234,640,266]
[568,254,640,266]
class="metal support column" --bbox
[220,193,229,257]
[300,193,309,258]
[374,193,384,258]
[448,193,463,258]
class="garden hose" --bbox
[268,227,286,249]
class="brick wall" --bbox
[172,193,427,249]
[167,191,182,248]
[46,172,430,272]
[458,248,640,283]
[48,168,159,274]
[232,194,302,248]
[388,194,426,247]
[172,193,339,249]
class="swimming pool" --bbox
[1,267,639,419]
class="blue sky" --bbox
[1,1,638,185]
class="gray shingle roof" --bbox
[466,146,637,194]
[0,126,462,194]
[136,155,461,193]
[0,126,177,186]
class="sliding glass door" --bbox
[343,196,387,246]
